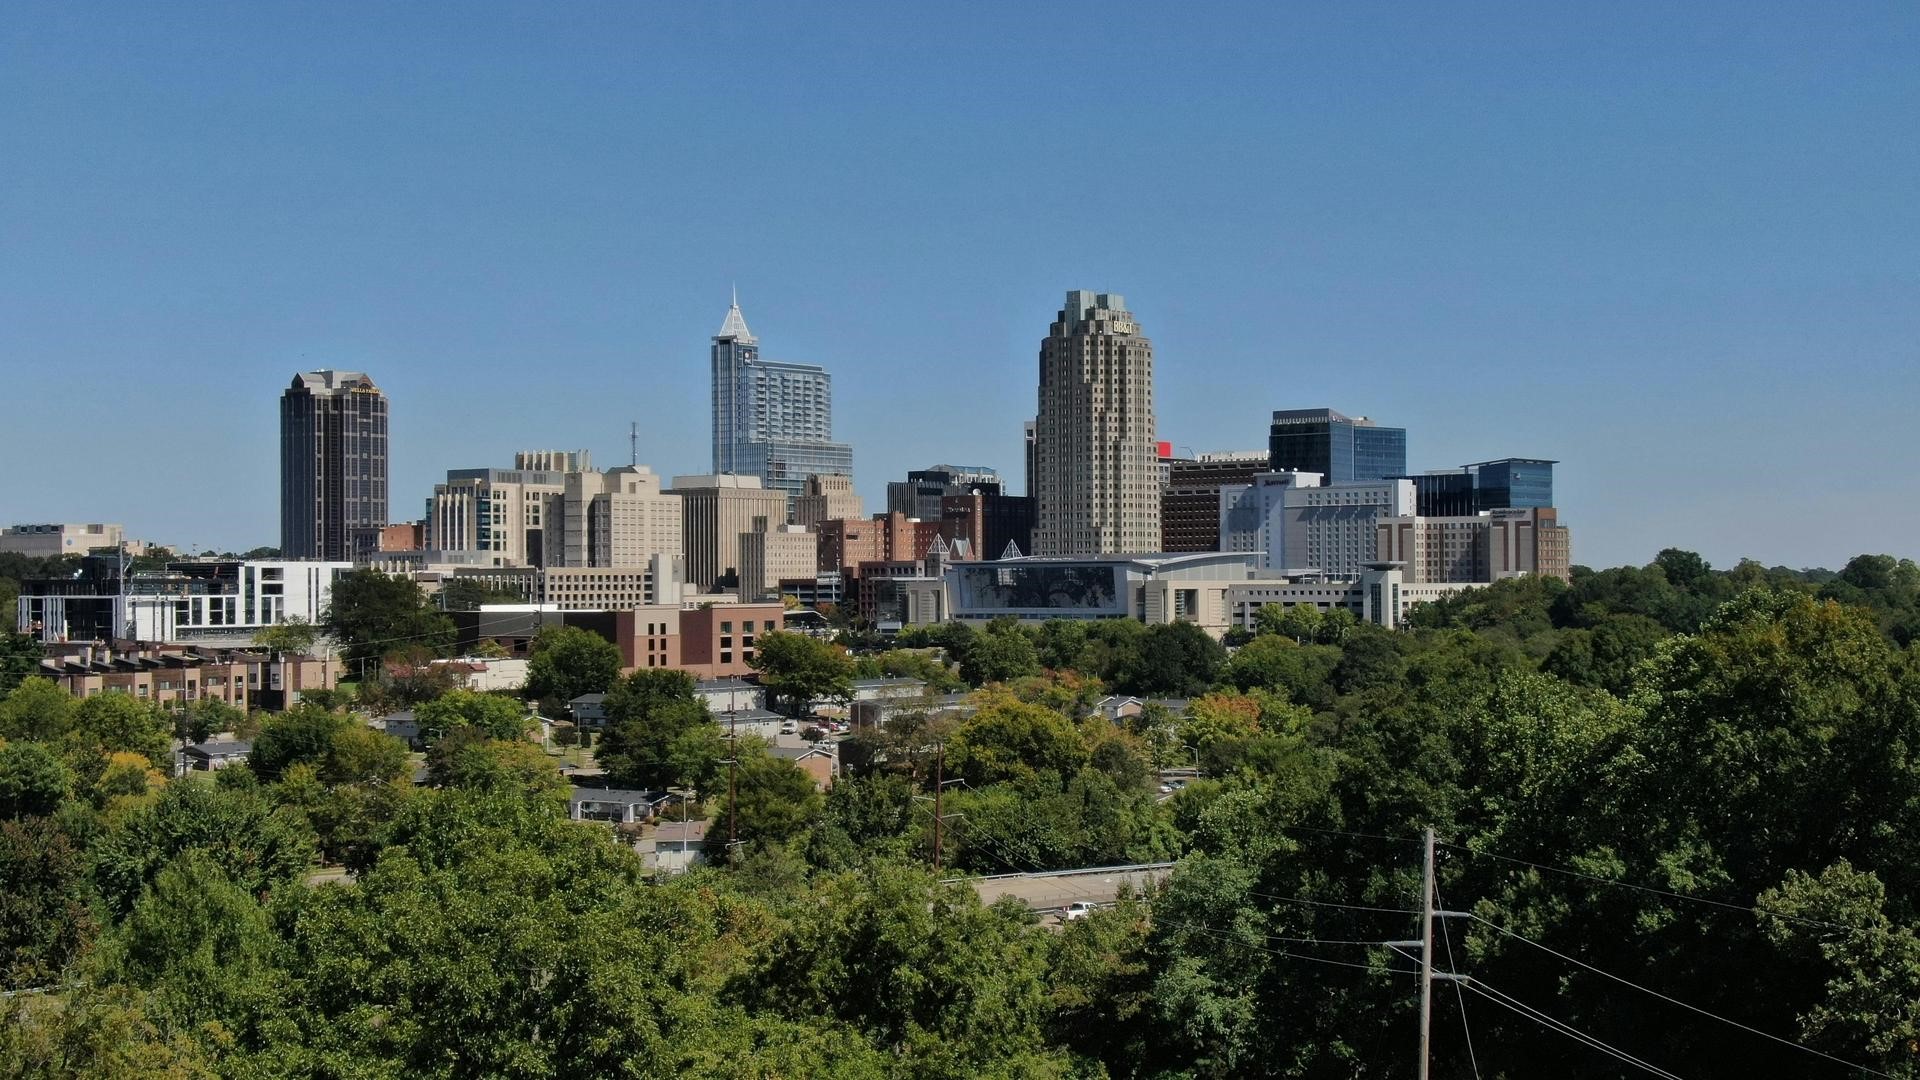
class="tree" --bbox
[0,818,92,990]
[0,677,74,743]
[70,693,170,765]
[324,568,455,665]
[945,691,1088,787]
[598,669,723,792]
[426,728,567,800]
[253,616,318,657]
[174,697,244,745]
[0,632,40,692]
[1030,619,1089,671]
[752,631,853,715]
[1177,693,1264,754]
[1330,624,1405,695]
[1221,635,1341,706]
[248,704,349,781]
[524,625,622,705]
[320,725,410,787]
[958,619,1041,686]
[90,781,315,917]
[99,850,281,1037]
[1114,622,1225,698]
[1254,603,1320,643]
[414,689,530,742]
[729,747,825,847]
[0,742,71,818]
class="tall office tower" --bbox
[886,465,1002,521]
[281,370,388,561]
[1031,291,1159,556]
[709,293,854,505]
[1161,451,1268,552]
[669,474,791,592]
[794,473,864,528]
[1268,408,1407,484]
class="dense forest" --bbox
[4,550,1920,1078]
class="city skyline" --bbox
[4,4,1917,570]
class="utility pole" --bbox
[727,709,738,847]
[1385,827,1468,1080]
[1418,825,1435,1080]
[932,744,945,873]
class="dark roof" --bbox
[770,745,832,761]
[569,693,607,706]
[719,708,786,723]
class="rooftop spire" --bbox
[717,288,756,344]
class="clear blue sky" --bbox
[3,2,1915,569]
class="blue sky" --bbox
[2,2,1914,569]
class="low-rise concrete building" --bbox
[2,523,131,557]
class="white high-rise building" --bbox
[1031,291,1159,556]
[1220,473,1416,579]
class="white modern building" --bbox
[18,559,351,645]
[1219,472,1417,579]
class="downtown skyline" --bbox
[3,3,1916,570]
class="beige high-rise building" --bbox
[426,452,581,567]
[1031,291,1159,556]
[793,474,863,528]
[551,466,683,568]
[671,475,791,592]
[1375,506,1572,584]
[739,525,818,601]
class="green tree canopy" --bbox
[324,568,455,665]
[598,669,722,792]
[414,689,531,742]
[751,631,853,715]
[524,624,623,705]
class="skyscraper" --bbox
[280,370,388,561]
[709,292,854,505]
[1267,408,1407,483]
[1031,291,1159,556]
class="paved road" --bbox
[961,863,1174,912]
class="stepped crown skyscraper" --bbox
[1030,291,1159,556]
[280,369,388,560]
[709,292,853,505]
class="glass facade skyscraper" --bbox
[1267,408,1407,483]
[709,294,853,505]
[1405,458,1557,516]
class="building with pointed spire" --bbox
[1030,291,1159,556]
[709,293,853,507]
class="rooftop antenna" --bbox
[629,422,639,467]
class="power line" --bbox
[1466,911,1898,1078]
[1436,886,1481,1080]
[1463,979,1685,1080]
[1244,888,1421,916]
[1440,840,1888,937]
[1155,917,1417,976]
